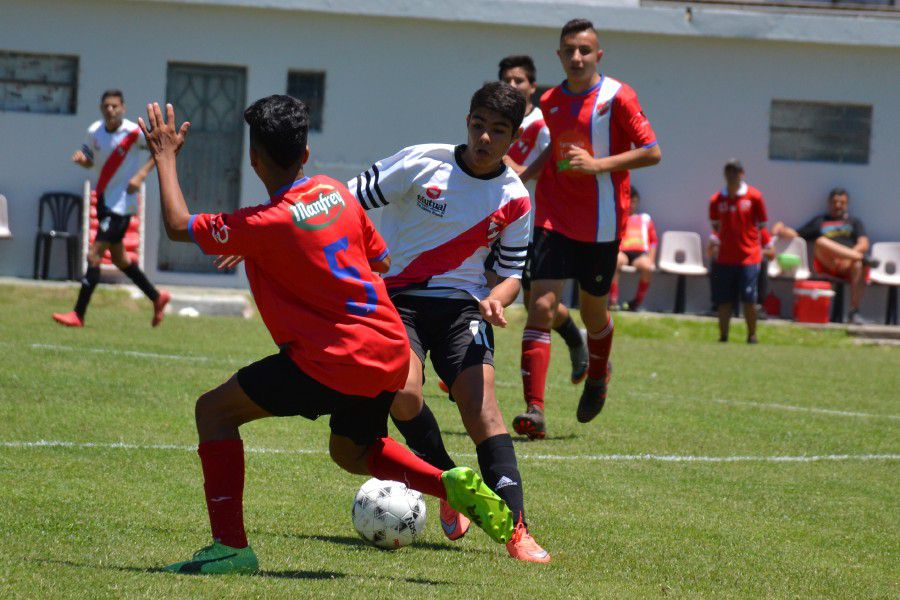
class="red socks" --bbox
[521,328,551,411]
[367,436,446,499]
[634,280,649,307]
[198,439,247,549]
[587,316,614,380]
[610,280,620,305]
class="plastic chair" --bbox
[0,194,11,239]
[33,192,82,280]
[657,231,708,313]
[767,236,811,280]
[869,242,900,325]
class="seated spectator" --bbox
[709,159,769,344]
[772,188,879,324]
[611,187,657,311]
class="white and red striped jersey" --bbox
[507,106,550,168]
[348,144,531,300]
[620,213,658,254]
[82,118,148,215]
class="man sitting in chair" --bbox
[772,188,879,325]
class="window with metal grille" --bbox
[287,71,325,132]
[0,51,78,114]
[769,100,872,164]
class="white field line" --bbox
[1,440,898,463]
[712,398,900,421]
[29,343,241,365]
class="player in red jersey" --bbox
[708,159,769,343]
[139,97,514,574]
[611,187,657,311]
[515,19,661,435]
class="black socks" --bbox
[122,262,159,302]
[74,265,100,318]
[476,433,525,525]
[391,403,457,471]
[554,315,583,349]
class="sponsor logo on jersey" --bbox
[739,199,752,212]
[416,189,447,218]
[290,186,346,230]
[596,100,611,116]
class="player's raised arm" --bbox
[139,102,192,242]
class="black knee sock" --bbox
[476,433,525,525]
[391,403,456,471]
[122,262,159,302]
[74,266,100,318]
[554,315,583,349]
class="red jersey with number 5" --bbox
[536,76,657,243]
[189,175,409,396]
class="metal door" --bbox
[158,63,246,272]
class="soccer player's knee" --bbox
[329,436,368,475]
[194,392,223,427]
[391,389,423,421]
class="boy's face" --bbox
[557,30,603,85]
[465,107,518,172]
[100,96,125,129]
[630,196,639,215]
[724,166,743,189]
[500,67,536,106]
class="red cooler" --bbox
[793,281,835,323]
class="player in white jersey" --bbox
[52,90,170,328]
[496,56,589,439]
[349,83,550,563]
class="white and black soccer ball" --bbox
[352,478,427,549]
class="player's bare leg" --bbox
[717,302,733,342]
[452,363,550,563]
[743,302,758,344]
[517,279,566,439]
[52,240,112,327]
[629,254,654,310]
[577,290,615,423]
[611,251,627,307]
[524,289,587,387]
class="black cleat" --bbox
[512,405,546,440]
[577,363,612,424]
[568,332,589,384]
[862,256,880,270]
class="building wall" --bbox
[1,0,898,315]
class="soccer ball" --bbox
[352,478,427,549]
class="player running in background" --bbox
[348,82,550,563]
[499,54,589,390]
[141,96,514,575]
[53,90,169,328]
[516,19,661,435]
[610,187,657,311]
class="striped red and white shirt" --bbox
[82,118,147,215]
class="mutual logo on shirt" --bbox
[416,187,447,218]
[290,188,346,230]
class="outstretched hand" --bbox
[214,255,245,270]
[479,298,507,328]
[138,102,190,161]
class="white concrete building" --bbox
[1,0,898,316]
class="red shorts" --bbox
[812,257,870,283]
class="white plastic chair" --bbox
[768,236,810,280]
[869,242,900,325]
[657,231,708,313]
[0,194,11,238]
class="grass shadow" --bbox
[291,533,472,554]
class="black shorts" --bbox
[530,227,620,297]
[623,250,647,264]
[236,351,394,446]
[95,210,131,244]
[711,263,761,306]
[392,295,494,389]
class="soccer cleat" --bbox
[506,517,551,563]
[439,498,471,540]
[568,331,589,384]
[441,466,513,544]
[438,379,450,394]
[152,290,170,327]
[512,405,546,440]
[52,311,84,328]
[576,361,612,424]
[163,542,258,575]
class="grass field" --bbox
[0,283,897,598]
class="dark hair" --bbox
[560,18,595,41]
[243,95,309,169]
[829,187,849,200]
[498,55,536,84]
[100,89,124,103]
[469,82,526,131]
[630,186,640,200]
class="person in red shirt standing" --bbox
[708,159,769,344]
[611,187,657,311]
[138,96,514,574]
[515,19,662,435]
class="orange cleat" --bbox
[439,498,471,541]
[152,290,170,327]
[438,379,450,394]
[52,311,84,328]
[506,518,551,563]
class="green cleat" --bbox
[441,467,514,544]
[162,542,258,575]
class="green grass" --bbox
[0,283,897,598]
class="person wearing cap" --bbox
[771,188,878,324]
[708,160,769,343]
